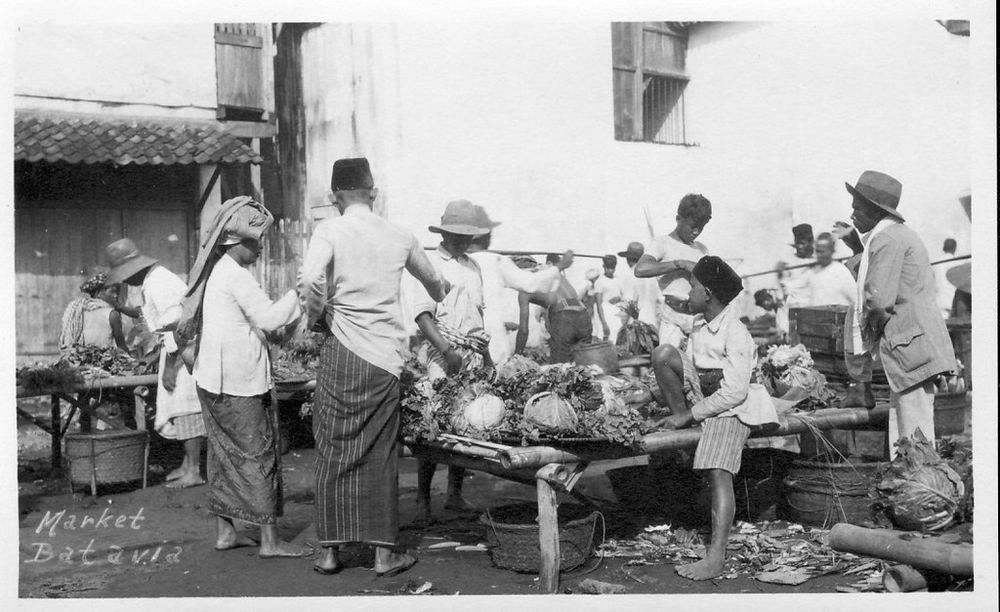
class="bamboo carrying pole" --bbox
[828,524,974,577]
[741,253,970,280]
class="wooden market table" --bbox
[16,374,159,470]
[406,405,891,594]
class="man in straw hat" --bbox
[182,196,304,558]
[411,199,493,524]
[106,238,205,489]
[845,170,957,455]
[299,158,450,576]
[465,203,574,365]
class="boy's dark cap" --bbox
[331,158,374,191]
[692,255,743,305]
[602,254,618,267]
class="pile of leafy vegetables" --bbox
[273,332,323,381]
[17,344,155,394]
[400,356,653,447]
[16,361,85,395]
[61,345,155,377]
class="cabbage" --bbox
[524,392,579,434]
[779,365,827,396]
[874,431,965,532]
[462,394,506,430]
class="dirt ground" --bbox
[14,399,973,602]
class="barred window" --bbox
[612,22,690,145]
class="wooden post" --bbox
[535,468,561,594]
[50,394,61,470]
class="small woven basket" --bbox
[479,503,599,573]
[65,430,148,495]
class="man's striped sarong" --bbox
[313,333,401,546]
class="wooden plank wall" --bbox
[254,217,313,297]
[15,163,197,359]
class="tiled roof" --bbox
[15,110,263,165]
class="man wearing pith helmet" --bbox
[844,170,956,457]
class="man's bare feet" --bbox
[165,472,205,489]
[676,555,725,581]
[313,546,342,574]
[165,466,185,482]
[258,540,308,558]
[374,551,417,577]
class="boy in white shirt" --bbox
[650,255,777,581]
[634,194,713,348]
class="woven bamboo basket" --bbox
[65,430,148,495]
[480,503,600,573]
[782,459,884,529]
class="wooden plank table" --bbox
[16,374,159,470]
[406,405,890,594]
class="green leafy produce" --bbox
[273,331,323,381]
[615,300,658,357]
[523,392,579,434]
[62,345,153,377]
[400,356,654,447]
[873,431,965,532]
[16,361,84,395]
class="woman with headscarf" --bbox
[59,273,126,353]
[180,196,304,558]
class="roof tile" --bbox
[14,110,263,166]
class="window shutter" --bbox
[611,23,642,141]
[215,23,266,120]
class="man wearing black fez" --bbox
[646,255,778,581]
[299,157,451,577]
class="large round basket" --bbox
[782,459,883,529]
[65,430,148,494]
[479,503,599,573]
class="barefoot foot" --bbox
[215,533,258,551]
[258,540,308,558]
[165,466,186,482]
[165,472,206,489]
[374,551,417,577]
[313,547,342,574]
[675,557,726,581]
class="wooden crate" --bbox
[789,305,848,354]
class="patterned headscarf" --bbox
[79,273,108,296]
[176,197,275,350]
[60,273,112,351]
